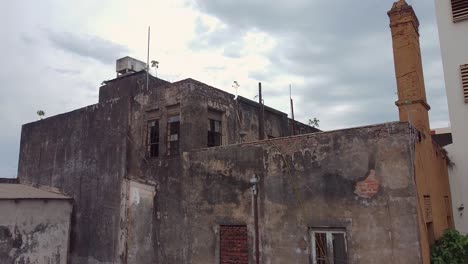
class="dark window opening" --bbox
[310,229,348,264]
[445,196,453,228]
[147,120,159,157]
[220,225,248,264]
[427,222,435,245]
[208,119,222,147]
[167,116,180,156]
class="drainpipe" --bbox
[250,175,260,264]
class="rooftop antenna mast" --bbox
[290,84,296,135]
[146,26,151,90]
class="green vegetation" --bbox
[37,110,45,120]
[308,118,320,128]
[431,229,468,264]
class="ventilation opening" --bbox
[451,0,468,22]
[461,65,468,103]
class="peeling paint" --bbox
[0,200,71,264]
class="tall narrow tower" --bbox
[388,0,431,133]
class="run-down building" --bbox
[13,0,453,263]
[0,182,72,264]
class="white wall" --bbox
[435,0,468,233]
[0,200,72,264]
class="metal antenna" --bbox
[290,84,296,135]
[146,26,150,90]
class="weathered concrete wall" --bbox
[17,99,130,264]
[118,179,156,264]
[289,119,320,135]
[16,73,320,264]
[175,122,422,264]
[237,96,288,141]
[99,71,170,103]
[123,78,318,182]
[0,200,72,264]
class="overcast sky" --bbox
[0,0,449,178]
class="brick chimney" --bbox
[388,0,431,133]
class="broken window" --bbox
[310,229,348,264]
[147,120,159,157]
[167,116,180,156]
[208,119,222,147]
[220,225,248,264]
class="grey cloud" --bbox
[194,17,210,35]
[204,65,226,71]
[20,34,35,45]
[222,42,245,58]
[0,142,19,178]
[194,0,449,130]
[190,16,246,53]
[45,30,129,64]
[47,67,81,75]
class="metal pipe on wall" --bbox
[258,83,265,140]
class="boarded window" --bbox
[167,116,180,156]
[445,196,453,227]
[220,225,248,264]
[208,119,222,147]
[427,222,435,245]
[451,0,468,22]
[424,195,433,223]
[461,65,468,103]
[147,120,159,157]
[310,229,348,264]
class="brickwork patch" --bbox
[354,169,380,199]
[220,225,248,264]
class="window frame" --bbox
[146,119,159,158]
[167,115,180,156]
[310,228,348,264]
[207,118,222,147]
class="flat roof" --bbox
[0,184,71,200]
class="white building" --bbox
[435,0,468,233]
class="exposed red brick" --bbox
[354,169,380,199]
[220,225,248,264]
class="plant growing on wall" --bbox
[37,110,45,120]
[431,229,468,264]
[308,118,320,128]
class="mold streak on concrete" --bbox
[0,200,72,264]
